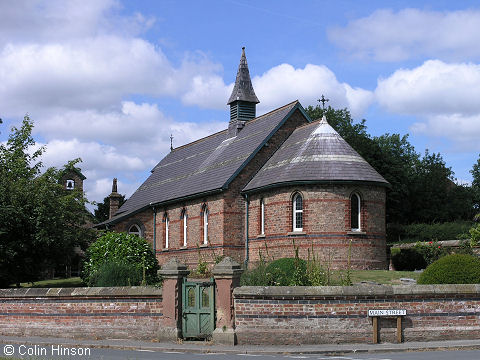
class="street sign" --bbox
[368,309,406,317]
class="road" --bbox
[2,344,480,360]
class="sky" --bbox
[1,0,480,211]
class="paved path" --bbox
[2,335,480,357]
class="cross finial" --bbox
[170,134,174,151]
[318,95,329,110]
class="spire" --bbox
[227,47,259,105]
[227,47,259,137]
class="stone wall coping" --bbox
[233,284,480,298]
[0,286,163,298]
[391,239,469,249]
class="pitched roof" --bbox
[243,116,389,192]
[107,101,304,224]
[227,47,259,105]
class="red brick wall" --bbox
[233,285,480,345]
[246,184,387,270]
[111,108,308,269]
[221,108,309,260]
[0,287,166,340]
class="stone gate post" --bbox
[212,257,243,345]
[158,258,189,340]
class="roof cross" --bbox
[170,134,174,151]
[318,95,329,110]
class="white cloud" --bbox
[376,60,480,115]
[0,0,376,206]
[375,60,480,151]
[411,114,480,151]
[328,8,480,62]
[181,63,374,118]
[254,64,374,117]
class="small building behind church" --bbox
[100,48,389,270]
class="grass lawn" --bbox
[331,269,421,285]
[15,277,85,288]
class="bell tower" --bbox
[227,47,259,137]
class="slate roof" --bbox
[227,47,259,105]
[243,116,389,192]
[106,101,303,224]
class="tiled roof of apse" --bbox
[109,101,302,223]
[243,116,389,192]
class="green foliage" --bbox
[387,221,473,243]
[90,262,143,287]
[93,194,126,223]
[391,241,448,271]
[240,255,270,286]
[391,248,427,271]
[0,116,95,287]
[265,252,309,286]
[304,105,476,226]
[82,232,159,286]
[469,223,480,247]
[418,254,480,284]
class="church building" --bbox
[101,48,389,270]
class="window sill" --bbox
[347,231,366,235]
[200,243,209,248]
[161,248,169,252]
[257,234,266,238]
[287,231,306,236]
[180,246,188,249]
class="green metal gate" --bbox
[182,278,215,339]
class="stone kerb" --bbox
[212,257,243,345]
[158,258,190,341]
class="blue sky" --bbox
[1,0,480,207]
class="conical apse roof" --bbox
[227,47,259,105]
[243,115,388,192]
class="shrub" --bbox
[81,232,159,286]
[391,248,427,271]
[418,254,480,284]
[265,257,308,286]
[387,221,473,243]
[469,223,480,247]
[91,262,143,287]
[391,241,448,271]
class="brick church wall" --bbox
[220,108,309,262]
[247,184,387,270]
[111,108,309,270]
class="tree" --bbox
[0,116,95,287]
[471,154,480,216]
[94,194,126,223]
[304,104,475,226]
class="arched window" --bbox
[182,209,188,247]
[164,213,169,249]
[292,193,303,231]
[260,198,265,235]
[203,206,209,245]
[128,224,141,237]
[351,193,361,231]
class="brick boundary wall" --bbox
[233,284,480,345]
[0,287,170,340]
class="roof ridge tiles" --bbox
[245,100,299,125]
[170,100,299,153]
[171,129,228,152]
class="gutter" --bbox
[242,179,391,195]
